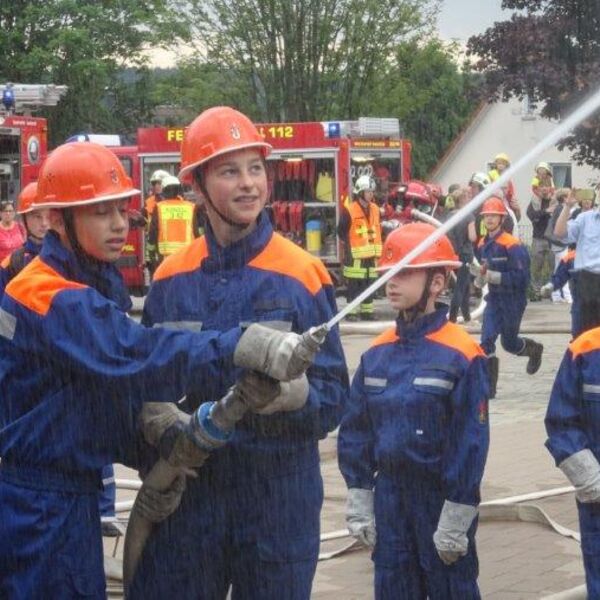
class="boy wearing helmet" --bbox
[471,197,544,398]
[488,153,521,231]
[130,107,348,599]
[338,174,382,320]
[0,142,314,597]
[338,222,490,600]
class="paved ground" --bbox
[109,300,585,598]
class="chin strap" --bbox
[400,269,447,323]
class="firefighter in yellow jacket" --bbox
[148,175,198,266]
[337,175,382,321]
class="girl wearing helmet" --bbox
[338,222,489,600]
[0,182,49,296]
[131,107,348,599]
[0,141,306,598]
[471,197,544,398]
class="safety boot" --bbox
[487,356,499,399]
[521,338,544,375]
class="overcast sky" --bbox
[437,0,513,43]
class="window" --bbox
[550,163,572,188]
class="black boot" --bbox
[521,338,544,374]
[487,356,499,399]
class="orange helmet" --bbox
[35,142,139,209]
[17,182,38,214]
[480,196,507,216]
[377,222,461,272]
[178,106,272,184]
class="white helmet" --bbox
[354,175,376,195]
[470,172,490,188]
[150,169,171,184]
[161,175,181,188]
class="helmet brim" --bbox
[376,259,463,272]
[33,187,140,210]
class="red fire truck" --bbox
[110,117,411,291]
[0,114,47,204]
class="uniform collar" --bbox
[40,232,132,312]
[203,210,273,272]
[395,305,449,341]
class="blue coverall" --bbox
[0,231,243,599]
[551,249,580,337]
[130,211,349,600]
[0,237,119,529]
[476,231,530,356]
[338,307,490,600]
[545,328,600,598]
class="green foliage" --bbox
[367,40,478,178]
[0,0,193,145]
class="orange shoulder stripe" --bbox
[5,257,88,316]
[249,233,332,295]
[370,327,399,348]
[153,236,209,282]
[570,327,600,358]
[495,232,521,249]
[426,322,485,361]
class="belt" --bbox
[0,462,102,494]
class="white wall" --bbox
[432,98,599,226]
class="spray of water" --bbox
[327,89,600,329]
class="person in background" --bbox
[554,189,600,334]
[338,175,382,321]
[142,169,170,221]
[447,186,477,323]
[488,153,521,233]
[468,172,491,245]
[0,200,25,262]
[545,188,572,304]
[531,162,555,202]
[339,222,489,600]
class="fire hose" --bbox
[123,89,600,594]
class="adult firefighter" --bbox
[147,174,197,265]
[338,222,490,599]
[0,141,316,599]
[143,169,170,219]
[130,106,348,599]
[338,174,382,321]
[470,197,544,398]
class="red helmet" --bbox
[480,196,507,216]
[178,106,272,184]
[35,142,139,209]
[404,180,433,204]
[377,222,461,271]
[17,182,38,214]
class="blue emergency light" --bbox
[323,121,341,138]
[2,85,15,112]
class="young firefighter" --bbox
[338,222,490,600]
[470,197,544,398]
[130,106,349,600]
[0,183,49,296]
[0,142,316,598]
[545,326,600,597]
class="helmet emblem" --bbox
[110,168,119,184]
[386,247,394,260]
[230,124,241,140]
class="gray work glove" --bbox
[540,282,554,298]
[559,449,600,503]
[254,374,309,415]
[236,371,282,412]
[346,488,376,548]
[433,500,478,565]
[469,263,484,278]
[234,323,323,381]
[134,475,186,523]
[485,270,502,285]
[139,402,208,469]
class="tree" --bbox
[368,40,478,178]
[0,0,193,144]
[467,0,600,167]
[185,0,440,122]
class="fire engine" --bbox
[0,83,66,205]
[109,117,411,290]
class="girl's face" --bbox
[200,148,268,229]
[72,199,130,262]
[1,204,15,226]
[24,209,50,241]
